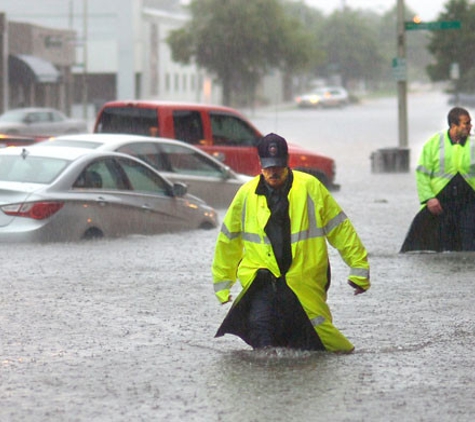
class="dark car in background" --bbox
[0,107,87,136]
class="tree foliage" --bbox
[427,0,475,91]
[167,0,313,106]
[318,9,384,88]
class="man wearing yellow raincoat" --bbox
[401,107,475,252]
[212,133,370,353]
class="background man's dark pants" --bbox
[438,196,475,250]
[400,175,475,252]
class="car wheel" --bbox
[199,221,216,230]
[82,227,104,240]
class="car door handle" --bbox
[96,196,107,205]
[142,204,153,211]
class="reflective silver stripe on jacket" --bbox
[351,267,370,278]
[468,141,475,178]
[221,193,347,245]
[221,223,240,241]
[311,315,325,327]
[323,211,347,235]
[291,194,324,242]
[214,280,232,293]
[428,132,474,180]
[416,164,431,176]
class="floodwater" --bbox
[2,91,475,421]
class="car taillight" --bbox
[1,202,64,220]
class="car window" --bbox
[117,157,169,195]
[116,142,170,171]
[209,113,257,146]
[34,112,53,123]
[51,111,64,122]
[0,110,26,123]
[96,107,159,137]
[159,143,224,177]
[0,154,69,183]
[173,111,204,144]
[73,159,124,190]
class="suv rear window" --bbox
[96,107,159,137]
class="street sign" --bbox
[450,62,460,80]
[392,57,407,81]
[405,20,461,31]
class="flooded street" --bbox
[2,91,475,421]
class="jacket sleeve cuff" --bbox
[215,290,230,303]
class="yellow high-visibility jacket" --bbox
[212,171,370,352]
[416,131,475,205]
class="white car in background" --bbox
[295,86,349,109]
[36,133,251,208]
[0,107,88,136]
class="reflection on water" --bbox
[206,348,354,421]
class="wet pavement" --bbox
[2,91,475,421]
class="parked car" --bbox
[93,101,339,190]
[36,133,252,208]
[0,146,218,243]
[295,86,349,109]
[0,134,39,148]
[0,107,88,136]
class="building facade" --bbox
[8,21,76,113]
[1,0,283,118]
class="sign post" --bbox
[397,0,408,150]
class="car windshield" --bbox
[0,110,26,123]
[0,154,70,183]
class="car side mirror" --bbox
[221,165,232,180]
[172,181,188,197]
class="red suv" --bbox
[94,101,339,190]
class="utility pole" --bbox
[397,0,408,148]
[82,0,88,120]
[0,13,8,114]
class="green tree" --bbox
[167,0,313,106]
[319,9,384,88]
[282,2,326,93]
[427,0,475,91]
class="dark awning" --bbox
[9,54,60,84]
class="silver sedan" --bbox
[0,107,88,136]
[0,146,218,243]
[36,134,251,208]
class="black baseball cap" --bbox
[257,133,289,168]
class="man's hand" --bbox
[427,198,443,215]
[348,280,366,295]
